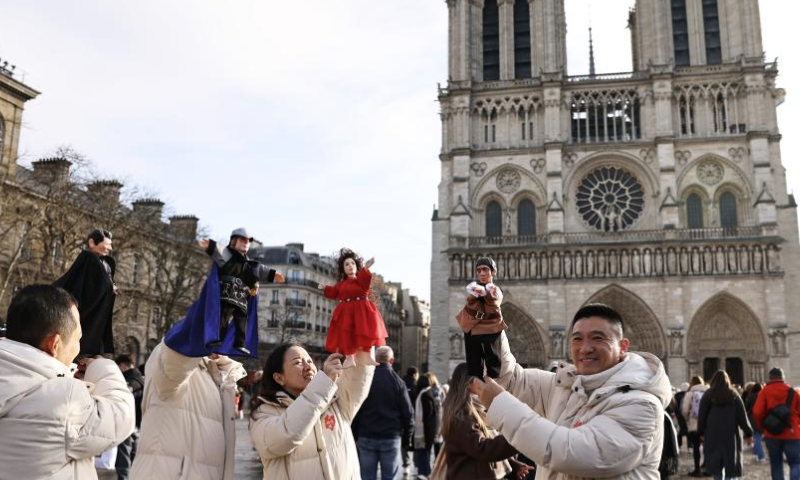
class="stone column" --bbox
[498,0,514,80]
[545,141,564,233]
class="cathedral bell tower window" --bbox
[514,0,531,79]
[702,0,722,65]
[483,0,500,81]
[576,166,645,232]
[719,192,738,233]
[518,199,536,236]
[686,194,704,229]
[671,0,690,67]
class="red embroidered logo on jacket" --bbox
[573,421,585,428]
[324,414,336,430]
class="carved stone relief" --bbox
[471,162,487,176]
[640,148,656,164]
[564,152,578,169]
[728,147,748,163]
[697,159,724,186]
[675,150,692,166]
[769,328,787,356]
[530,158,545,174]
[496,169,521,193]
[549,329,565,359]
[669,329,684,356]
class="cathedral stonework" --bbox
[430,0,800,386]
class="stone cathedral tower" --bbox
[430,0,800,386]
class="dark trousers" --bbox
[221,305,248,348]
[464,331,502,378]
[115,430,139,480]
[687,431,702,472]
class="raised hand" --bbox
[364,257,375,269]
[274,272,285,283]
[323,353,344,383]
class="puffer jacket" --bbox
[753,379,800,440]
[0,339,135,480]
[487,332,672,480]
[130,342,246,480]
[681,384,709,433]
[249,355,375,480]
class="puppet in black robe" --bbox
[54,250,116,354]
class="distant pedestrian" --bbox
[675,382,690,450]
[697,370,753,480]
[115,354,144,480]
[753,367,800,480]
[0,285,135,479]
[743,382,766,462]
[353,346,414,480]
[414,372,443,479]
[403,366,420,474]
[683,375,709,476]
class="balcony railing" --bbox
[284,298,308,307]
[449,226,779,249]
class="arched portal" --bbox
[686,292,767,384]
[583,284,667,359]
[503,303,547,368]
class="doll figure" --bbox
[318,248,387,367]
[456,257,507,379]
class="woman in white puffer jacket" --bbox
[249,343,375,480]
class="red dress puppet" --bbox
[321,249,388,364]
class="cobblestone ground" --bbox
[234,418,785,480]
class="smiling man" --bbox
[470,303,672,479]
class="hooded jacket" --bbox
[0,339,135,480]
[129,342,246,480]
[249,356,374,480]
[681,383,710,433]
[487,332,672,480]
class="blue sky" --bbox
[0,1,797,300]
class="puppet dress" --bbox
[324,268,388,355]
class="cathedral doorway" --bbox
[503,303,547,368]
[583,284,667,360]
[687,293,767,384]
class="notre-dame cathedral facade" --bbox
[430,0,799,386]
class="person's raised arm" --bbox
[152,343,204,401]
[335,350,376,423]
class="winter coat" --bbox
[353,363,413,440]
[249,358,375,480]
[130,342,246,480]
[414,386,442,450]
[681,384,709,433]
[443,410,517,480]
[456,282,507,335]
[0,339,135,480]
[488,332,672,480]
[753,379,800,440]
[697,390,752,477]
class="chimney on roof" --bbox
[132,198,165,221]
[32,157,72,185]
[169,215,199,240]
[87,179,123,205]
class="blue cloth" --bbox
[765,438,800,480]
[164,264,258,358]
[357,437,402,480]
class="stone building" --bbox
[430,0,798,386]
[0,58,208,365]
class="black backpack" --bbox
[762,387,795,435]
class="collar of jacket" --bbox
[225,246,247,262]
[563,356,630,405]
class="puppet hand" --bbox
[364,258,375,269]
[473,285,486,296]
[198,239,210,249]
[274,272,285,283]
[323,353,344,382]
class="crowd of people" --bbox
[2,236,800,480]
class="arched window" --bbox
[486,201,502,237]
[517,199,536,236]
[686,194,704,228]
[513,0,531,78]
[719,191,738,232]
[483,0,500,81]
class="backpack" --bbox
[762,387,795,435]
[689,390,703,419]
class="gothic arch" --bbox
[583,284,667,359]
[676,153,754,198]
[686,292,767,365]
[503,302,547,368]
[471,163,547,209]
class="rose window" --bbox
[576,166,645,231]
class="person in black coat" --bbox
[698,370,753,480]
[115,354,143,480]
[54,229,117,354]
[414,373,442,478]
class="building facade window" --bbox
[671,0,690,66]
[719,191,738,231]
[517,199,536,235]
[702,0,721,64]
[482,0,500,81]
[486,201,502,236]
[686,193,704,228]
[576,166,645,232]
[513,0,531,78]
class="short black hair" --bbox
[571,303,624,338]
[115,354,133,366]
[6,285,78,349]
[87,229,112,246]
[769,367,784,380]
[406,366,418,376]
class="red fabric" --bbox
[753,380,800,439]
[323,268,388,355]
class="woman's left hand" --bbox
[323,353,344,383]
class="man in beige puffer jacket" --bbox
[472,304,673,479]
[0,285,135,480]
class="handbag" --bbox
[429,446,447,480]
